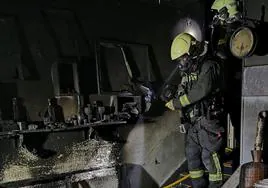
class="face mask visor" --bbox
[172,54,193,72]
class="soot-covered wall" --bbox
[241,0,268,164]
[0,0,206,121]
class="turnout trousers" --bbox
[185,116,224,188]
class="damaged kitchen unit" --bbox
[0,36,185,188]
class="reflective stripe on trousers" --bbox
[189,169,204,179]
[209,152,223,182]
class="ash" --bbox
[0,139,121,184]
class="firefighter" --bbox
[165,32,225,188]
[210,0,241,26]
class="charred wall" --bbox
[0,1,178,121]
[0,0,207,121]
[241,0,268,164]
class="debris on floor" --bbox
[0,139,121,184]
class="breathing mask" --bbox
[172,54,195,72]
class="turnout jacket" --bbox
[172,58,224,121]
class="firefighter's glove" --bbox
[177,84,185,96]
[165,100,175,111]
[160,84,177,102]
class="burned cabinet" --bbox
[95,40,162,94]
[43,8,96,101]
[51,60,80,96]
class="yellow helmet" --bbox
[170,33,197,60]
[211,0,239,20]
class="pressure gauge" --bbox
[229,26,257,58]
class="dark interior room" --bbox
[0,0,267,187]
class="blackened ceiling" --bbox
[127,0,207,8]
